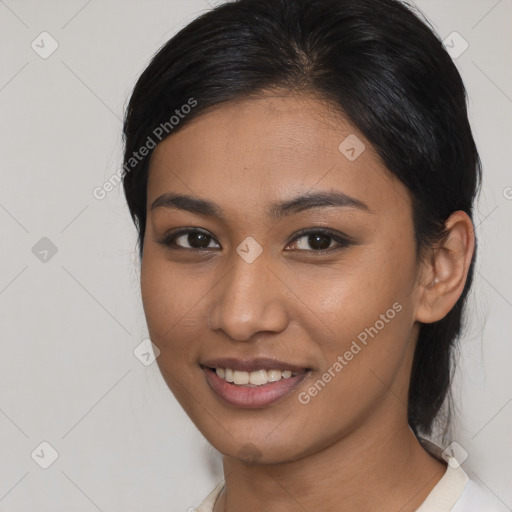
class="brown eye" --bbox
[286,229,351,253]
[301,233,333,251]
[159,229,220,250]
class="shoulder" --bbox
[451,478,511,512]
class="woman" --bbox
[122,0,507,510]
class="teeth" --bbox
[214,367,300,386]
[267,369,281,382]
[233,370,249,385]
[249,369,268,385]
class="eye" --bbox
[285,228,351,253]
[157,227,351,254]
[158,228,221,250]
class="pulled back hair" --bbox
[122,0,481,439]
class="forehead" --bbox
[147,92,411,217]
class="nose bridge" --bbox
[209,247,288,341]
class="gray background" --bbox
[0,0,511,510]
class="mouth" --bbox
[209,366,304,385]
[200,358,312,408]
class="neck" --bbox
[214,406,446,512]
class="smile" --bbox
[212,367,302,386]
[201,364,311,408]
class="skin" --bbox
[140,91,475,512]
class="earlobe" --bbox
[415,211,475,324]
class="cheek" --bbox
[140,258,173,337]
[140,247,223,372]
[140,253,206,404]
[140,251,195,348]
[289,239,417,349]
[286,234,418,413]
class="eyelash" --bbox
[157,227,352,254]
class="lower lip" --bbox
[202,367,309,408]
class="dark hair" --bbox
[122,0,481,439]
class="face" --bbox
[141,92,425,464]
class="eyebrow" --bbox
[150,190,373,219]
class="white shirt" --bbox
[195,457,510,511]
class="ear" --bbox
[415,211,475,324]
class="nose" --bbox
[208,252,289,342]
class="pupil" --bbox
[309,233,331,250]
[190,232,210,248]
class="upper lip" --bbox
[200,357,311,373]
